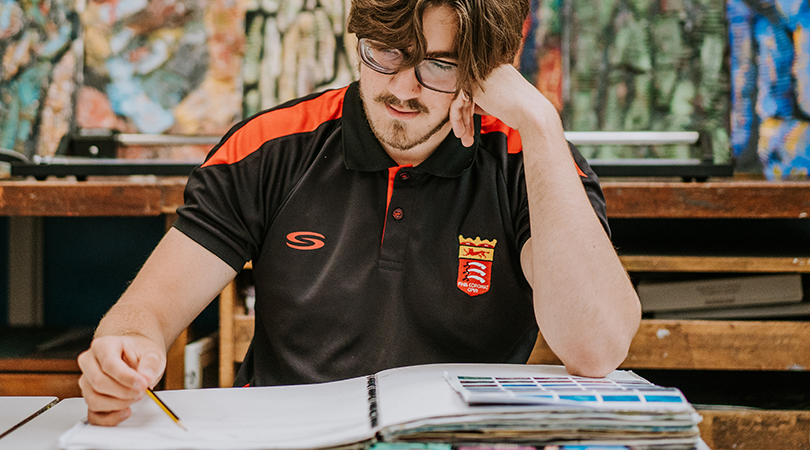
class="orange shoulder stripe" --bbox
[480,115,523,155]
[479,115,587,177]
[202,87,348,167]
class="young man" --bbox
[78,0,641,426]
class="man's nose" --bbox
[387,67,421,101]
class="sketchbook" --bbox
[58,363,702,450]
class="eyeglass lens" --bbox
[359,38,458,93]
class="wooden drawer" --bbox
[529,319,810,371]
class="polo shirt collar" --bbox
[342,82,481,177]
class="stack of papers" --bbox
[378,371,700,447]
[59,363,702,450]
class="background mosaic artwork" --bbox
[519,0,565,112]
[728,0,810,180]
[77,0,246,159]
[4,0,807,178]
[521,0,731,165]
[0,0,82,159]
[241,0,356,117]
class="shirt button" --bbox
[392,207,404,220]
[399,172,410,181]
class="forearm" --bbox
[94,228,237,353]
[454,64,641,376]
[521,101,640,377]
[94,293,175,353]
[80,228,236,426]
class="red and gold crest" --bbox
[457,235,497,296]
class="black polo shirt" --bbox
[174,82,608,387]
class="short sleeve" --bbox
[513,140,611,254]
[173,159,266,272]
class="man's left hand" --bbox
[449,64,560,147]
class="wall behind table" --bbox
[39,217,219,332]
[42,217,165,326]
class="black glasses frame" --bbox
[357,38,459,94]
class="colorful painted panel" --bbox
[241,0,356,117]
[729,0,810,180]
[523,0,731,164]
[0,0,82,159]
[519,0,565,112]
[77,0,246,159]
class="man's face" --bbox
[358,5,459,156]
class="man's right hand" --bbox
[75,229,238,426]
[78,335,166,426]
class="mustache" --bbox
[374,92,430,114]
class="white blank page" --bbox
[59,376,371,450]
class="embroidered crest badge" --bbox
[457,235,497,296]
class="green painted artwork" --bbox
[528,0,731,163]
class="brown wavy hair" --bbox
[347,0,530,95]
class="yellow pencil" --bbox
[146,388,188,431]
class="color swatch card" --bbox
[445,372,690,411]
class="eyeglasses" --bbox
[357,38,459,94]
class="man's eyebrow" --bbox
[425,50,457,60]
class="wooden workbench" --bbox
[0,177,187,394]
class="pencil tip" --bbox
[178,420,188,432]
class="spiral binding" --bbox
[367,374,378,428]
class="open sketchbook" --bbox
[59,363,702,450]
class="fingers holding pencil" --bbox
[78,335,167,427]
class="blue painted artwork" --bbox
[729,0,810,179]
[0,0,82,159]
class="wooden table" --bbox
[0,177,188,392]
[2,177,808,450]
[601,180,810,219]
[602,180,810,273]
[0,177,186,218]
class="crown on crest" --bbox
[458,235,497,247]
